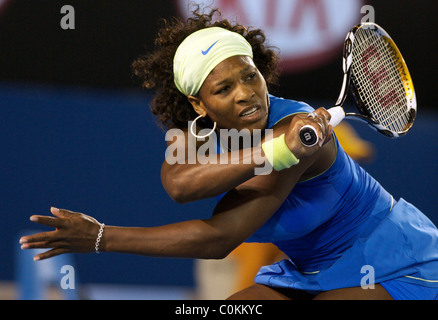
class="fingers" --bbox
[21,239,68,250]
[19,207,73,244]
[26,207,77,229]
[20,230,58,245]
[34,248,69,261]
[21,241,53,250]
[303,110,333,146]
[20,231,72,261]
[29,215,66,228]
[51,207,74,218]
[314,108,334,143]
[19,231,70,261]
[313,107,332,124]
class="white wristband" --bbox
[95,223,105,254]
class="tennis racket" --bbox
[299,22,417,147]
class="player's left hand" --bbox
[19,207,101,261]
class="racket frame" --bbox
[299,22,417,147]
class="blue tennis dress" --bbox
[220,95,438,300]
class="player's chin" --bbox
[240,109,268,131]
[240,118,268,135]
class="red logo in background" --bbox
[362,45,399,109]
[175,0,364,73]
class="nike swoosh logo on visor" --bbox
[202,40,219,56]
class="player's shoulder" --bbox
[268,95,314,129]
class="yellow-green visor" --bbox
[173,27,254,96]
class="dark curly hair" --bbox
[132,7,280,130]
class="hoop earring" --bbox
[190,115,217,139]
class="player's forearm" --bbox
[162,146,269,203]
[100,220,232,259]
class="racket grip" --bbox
[299,125,320,147]
[299,107,345,147]
[327,106,345,128]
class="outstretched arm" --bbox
[19,111,333,261]
[19,144,323,261]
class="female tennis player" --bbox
[20,8,438,300]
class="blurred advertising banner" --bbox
[0,0,11,15]
[175,0,363,73]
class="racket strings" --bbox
[352,30,405,131]
[351,27,411,133]
[353,30,407,132]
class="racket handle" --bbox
[299,107,345,147]
[328,106,345,128]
